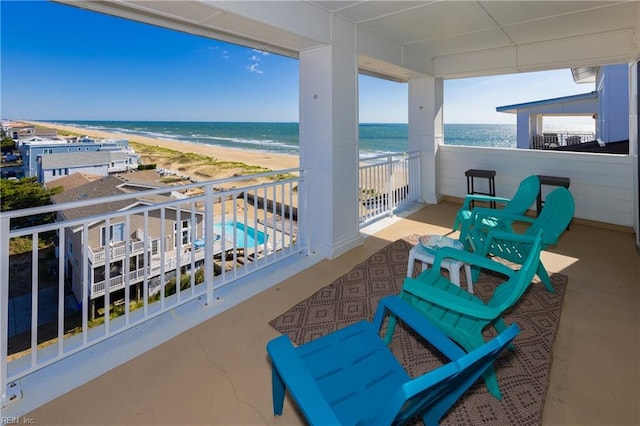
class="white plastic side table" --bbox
[407,243,474,293]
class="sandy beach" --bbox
[23,120,300,172]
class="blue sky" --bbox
[2,1,594,126]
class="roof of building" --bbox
[114,169,166,187]
[51,175,135,221]
[51,173,174,222]
[20,137,68,144]
[571,66,599,84]
[109,151,132,161]
[496,91,598,114]
[40,152,111,169]
[46,172,103,191]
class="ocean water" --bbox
[47,120,590,156]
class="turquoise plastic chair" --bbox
[267,296,520,425]
[385,230,543,400]
[465,187,574,292]
[455,175,540,241]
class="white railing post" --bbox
[0,216,10,411]
[204,183,215,306]
[386,155,393,216]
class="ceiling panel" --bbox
[503,3,639,45]
[199,12,321,52]
[126,0,221,23]
[327,1,431,23]
[309,1,362,13]
[409,28,514,59]
[358,1,497,44]
[479,1,620,25]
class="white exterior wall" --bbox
[41,164,109,184]
[438,145,634,227]
[108,156,139,173]
[597,64,630,143]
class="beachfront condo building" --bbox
[19,137,132,178]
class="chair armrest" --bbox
[461,194,511,210]
[267,336,341,424]
[402,278,500,321]
[429,246,516,279]
[373,296,466,360]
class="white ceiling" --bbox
[58,1,640,81]
[314,0,639,78]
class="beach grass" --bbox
[130,141,296,181]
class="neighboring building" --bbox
[51,175,205,318]
[37,152,111,184]
[595,64,629,144]
[37,150,141,184]
[1,121,35,139]
[19,137,133,177]
[496,63,629,150]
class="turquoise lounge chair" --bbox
[385,230,543,400]
[267,296,520,425]
[455,174,540,241]
[465,187,574,292]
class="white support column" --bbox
[408,76,443,204]
[628,61,639,248]
[299,45,362,259]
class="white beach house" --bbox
[51,175,207,319]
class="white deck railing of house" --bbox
[91,248,209,297]
[358,151,422,226]
[89,239,148,263]
[531,131,596,149]
[0,168,307,408]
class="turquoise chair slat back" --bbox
[526,187,575,246]
[386,323,520,425]
[502,175,540,213]
[487,230,543,311]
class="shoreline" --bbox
[22,120,300,171]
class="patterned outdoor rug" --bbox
[269,235,567,425]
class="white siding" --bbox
[42,164,109,184]
[438,145,634,227]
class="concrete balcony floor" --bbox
[27,201,639,425]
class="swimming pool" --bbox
[213,222,268,248]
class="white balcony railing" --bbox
[0,168,307,409]
[531,132,596,149]
[358,151,421,226]
[89,239,147,264]
[91,248,208,297]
